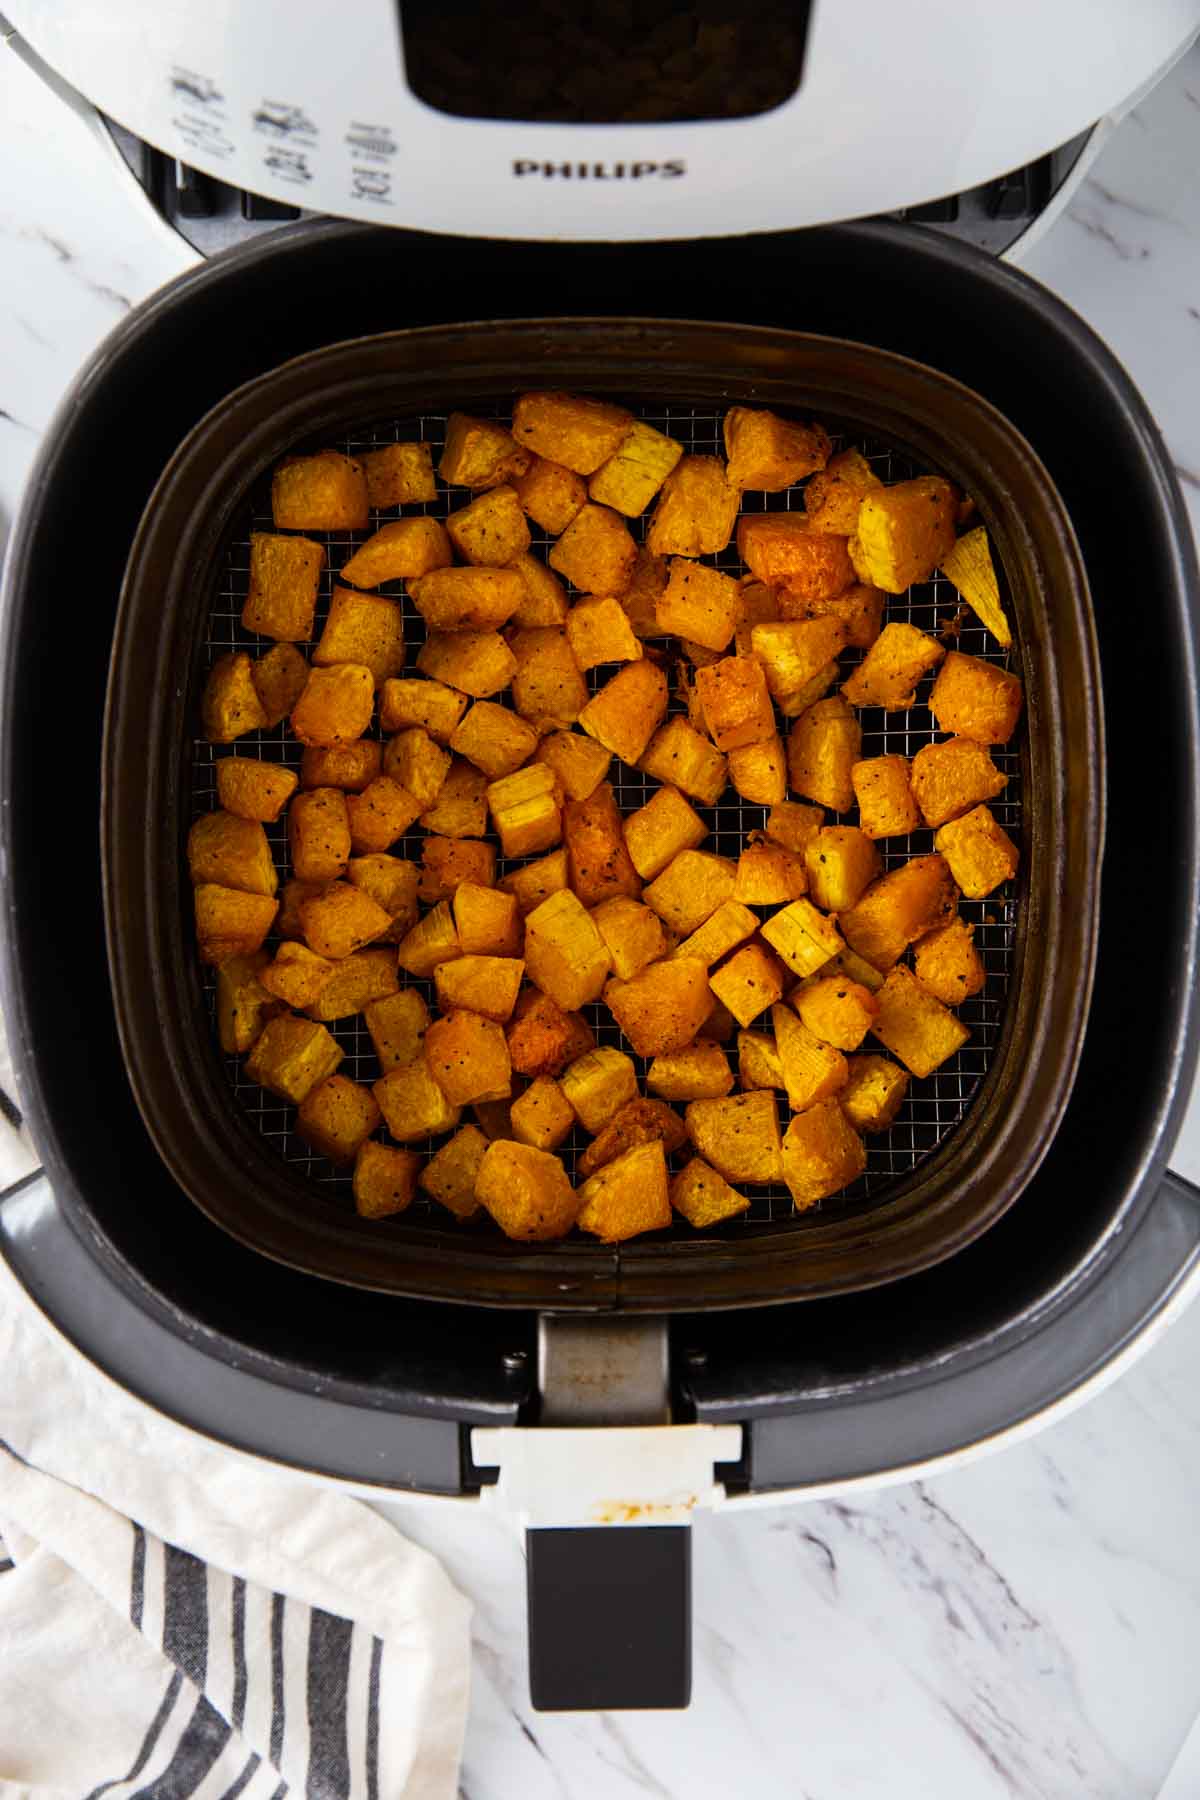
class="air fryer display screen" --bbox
[399,1,813,123]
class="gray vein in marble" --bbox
[594,1719,674,1799]
[1064,204,1150,261]
[1086,179,1173,225]
[0,407,33,433]
[2,222,133,311]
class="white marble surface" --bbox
[3,33,1200,1799]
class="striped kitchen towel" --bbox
[0,1256,471,1800]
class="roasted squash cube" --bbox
[647,1041,733,1102]
[510,1076,575,1152]
[419,835,496,903]
[646,455,740,557]
[564,595,643,671]
[751,618,847,702]
[733,841,808,905]
[448,701,538,780]
[685,1090,782,1184]
[672,899,758,970]
[928,651,1024,745]
[195,889,272,974]
[252,642,309,728]
[623,784,707,881]
[639,717,727,806]
[764,801,824,856]
[588,420,683,516]
[760,897,843,981]
[488,764,563,860]
[577,1097,687,1179]
[771,1003,848,1111]
[849,476,957,592]
[373,1054,462,1140]
[512,390,633,476]
[301,741,383,792]
[670,1157,750,1228]
[576,1140,671,1242]
[840,854,958,971]
[737,516,854,598]
[416,630,517,698]
[188,810,277,898]
[524,888,611,1010]
[216,950,279,1054]
[910,735,1008,828]
[340,517,453,588]
[261,942,336,1009]
[276,879,323,941]
[778,581,885,651]
[410,565,525,635]
[306,948,398,1021]
[245,1014,343,1103]
[382,728,450,809]
[580,660,669,766]
[242,532,323,642]
[620,547,671,638]
[362,439,436,508]
[934,805,1019,899]
[841,621,944,711]
[499,848,570,915]
[563,782,641,908]
[644,850,736,936]
[655,559,741,653]
[446,486,531,567]
[871,965,970,1077]
[840,1054,909,1133]
[737,1029,785,1092]
[817,946,886,994]
[215,757,298,824]
[289,787,350,883]
[913,916,986,1005]
[439,413,529,490]
[476,1138,579,1240]
[379,677,469,742]
[313,586,406,685]
[299,881,392,959]
[939,525,1012,647]
[723,406,830,491]
[420,758,489,837]
[804,826,881,913]
[781,1099,866,1208]
[419,1124,487,1218]
[560,1046,638,1132]
[365,987,430,1070]
[202,652,269,743]
[794,976,878,1051]
[513,454,587,534]
[727,735,788,807]
[510,627,588,726]
[425,1009,512,1107]
[535,729,612,802]
[695,656,775,752]
[708,942,786,1027]
[434,954,524,1022]
[507,988,594,1079]
[353,1141,422,1219]
[605,958,712,1057]
[776,663,842,719]
[272,450,367,530]
[590,895,669,979]
[297,1074,382,1165]
[549,502,638,595]
[453,881,522,958]
[787,696,862,813]
[511,552,569,627]
[852,755,921,840]
[802,448,884,535]
[347,777,423,854]
[473,1095,515,1144]
[290,663,375,748]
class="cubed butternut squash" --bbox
[934,805,1019,899]
[760,898,843,978]
[852,756,921,839]
[737,515,854,598]
[695,655,775,752]
[487,764,563,860]
[913,916,986,1006]
[655,558,741,652]
[670,1157,750,1228]
[927,650,1023,745]
[646,456,740,557]
[297,1074,382,1166]
[804,826,881,913]
[523,888,612,1010]
[425,1009,512,1106]
[647,1042,734,1102]
[576,1140,671,1242]
[434,955,525,1022]
[373,1054,462,1141]
[910,735,1008,828]
[474,1138,579,1240]
[841,621,944,711]
[445,486,531,567]
[588,420,683,517]
[313,586,406,685]
[781,1099,866,1208]
[242,532,323,642]
[244,1014,343,1104]
[839,855,958,972]
[685,1090,782,1184]
[604,958,712,1057]
[271,450,368,531]
[418,1124,487,1219]
[849,475,957,592]
[512,391,634,476]
[787,696,861,813]
[563,782,641,907]
[590,895,669,980]
[510,1076,576,1152]
[840,1054,909,1133]
[870,965,970,1077]
[639,717,727,806]
[707,942,786,1027]
[549,503,639,595]
[579,660,669,766]
[361,439,436,508]
[353,1141,422,1219]
[339,518,453,588]
[723,406,830,491]
[365,988,429,1071]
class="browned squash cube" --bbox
[839,854,958,971]
[910,735,1008,828]
[913,916,985,1006]
[419,1123,487,1219]
[439,413,528,490]
[802,449,884,535]
[655,559,741,653]
[290,663,375,748]
[301,741,382,792]
[361,439,436,509]
[306,948,399,1022]
[524,888,612,1010]
[396,899,461,977]
[781,1100,866,1208]
[365,987,429,1069]
[509,1076,575,1152]
[794,976,878,1051]
[216,950,279,1054]
[311,587,405,687]
[644,850,736,936]
[646,455,740,557]
[475,1138,579,1240]
[410,565,526,635]
[419,836,496,903]
[513,454,587,534]
[373,1054,462,1140]
[871,965,970,1077]
[560,1046,638,1132]
[778,581,885,651]
[840,1054,909,1133]
[511,553,570,627]
[434,955,524,1022]
[381,729,449,811]
[737,1029,785,1092]
[347,777,423,855]
[289,788,350,883]
[751,619,847,702]
[580,660,669,766]
[425,1009,512,1107]
[276,878,323,940]
[420,758,489,837]
[852,756,921,839]
[454,882,521,958]
[928,651,1024,745]
[576,1140,671,1242]
[620,547,670,638]
[252,642,310,728]
[260,942,337,1009]
[340,518,453,588]
[507,988,594,1079]
[764,801,824,856]
[188,811,277,897]
[775,664,842,720]
[772,1003,848,1111]
[695,656,774,752]
[787,696,862,813]
[605,958,712,1056]
[708,942,786,1027]
[446,486,531,567]
[623,784,707,881]
[242,532,324,642]
[737,516,854,598]
[818,946,886,994]
[728,736,788,807]
[297,1074,382,1165]
[498,848,570,915]
[673,899,758,970]
[272,450,368,530]
[353,1141,422,1219]
[549,503,639,595]
[509,627,588,727]
[577,1097,686,1179]
[733,841,808,905]
[685,1090,782,1184]
[487,765,563,860]
[512,390,633,476]
[760,898,844,979]
[202,652,270,743]
[563,782,641,908]
[244,1013,343,1104]
[535,730,612,803]
[804,826,881,913]
[447,701,537,781]
[841,621,944,711]
[216,757,298,824]
[379,677,470,742]
[564,596,643,671]
[589,896,668,980]
[472,1094,515,1145]
[416,630,518,698]
[849,475,957,592]
[723,406,830,490]
[588,421,683,517]
[300,880,392,959]
[647,1041,733,1102]
[934,805,1019,899]
[639,717,727,807]
[670,1157,750,1228]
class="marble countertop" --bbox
[3,34,1200,1800]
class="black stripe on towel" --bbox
[0,1557,13,1574]
[305,1609,353,1800]
[163,1542,210,1689]
[217,1752,261,1800]
[83,1668,184,1800]
[366,1637,383,1800]
[232,1574,248,1731]
[132,1693,231,1799]
[270,1593,287,1767]
[130,1524,147,1629]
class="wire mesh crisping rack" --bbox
[192,403,1021,1235]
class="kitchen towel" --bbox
[0,1252,471,1800]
